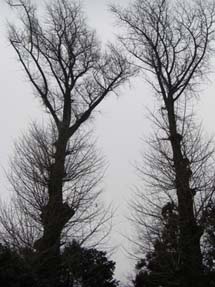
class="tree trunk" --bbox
[33,127,74,286]
[167,98,203,287]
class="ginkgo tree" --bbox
[112,0,215,286]
[4,0,133,286]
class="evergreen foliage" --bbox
[0,241,118,287]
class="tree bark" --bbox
[167,97,203,286]
[33,126,74,286]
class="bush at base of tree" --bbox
[0,244,37,287]
[133,203,181,287]
[0,241,118,287]
[60,240,119,287]
[132,202,215,287]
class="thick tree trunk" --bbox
[167,98,203,287]
[33,127,74,286]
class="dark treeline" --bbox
[1,0,215,286]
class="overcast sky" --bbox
[1,0,215,284]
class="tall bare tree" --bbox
[5,0,132,285]
[112,0,215,285]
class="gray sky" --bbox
[1,0,215,284]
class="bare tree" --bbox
[0,123,110,247]
[112,0,215,285]
[129,111,215,285]
[0,123,113,285]
[5,0,132,285]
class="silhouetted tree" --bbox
[0,241,118,287]
[5,0,132,285]
[0,123,113,286]
[0,124,110,248]
[0,243,36,287]
[60,240,119,287]
[112,0,215,285]
[201,200,215,284]
[133,203,181,287]
[132,199,215,287]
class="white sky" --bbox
[1,0,215,284]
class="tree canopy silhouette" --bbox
[5,0,133,285]
[112,0,215,285]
